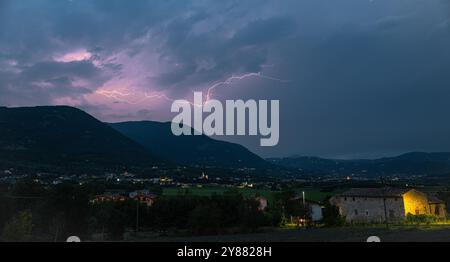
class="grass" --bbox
[162,186,339,203]
[126,224,450,242]
[162,186,274,201]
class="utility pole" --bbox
[380,176,389,229]
[136,199,140,233]
[302,191,306,227]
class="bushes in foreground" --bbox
[144,192,270,235]
[88,191,272,239]
[405,214,441,225]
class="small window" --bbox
[344,197,347,201]
[354,209,358,215]
[365,210,369,216]
[352,197,355,201]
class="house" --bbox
[330,188,446,223]
[428,195,447,217]
[307,200,323,222]
[91,192,127,204]
[128,190,150,198]
[255,196,268,211]
[129,190,158,207]
[92,190,158,206]
[291,196,323,222]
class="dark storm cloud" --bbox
[0,59,110,105]
[1,0,450,158]
[232,17,296,45]
[152,15,297,91]
[1,0,296,100]
[0,0,190,105]
[242,0,450,158]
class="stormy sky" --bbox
[1,0,450,158]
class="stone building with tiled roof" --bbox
[330,188,446,223]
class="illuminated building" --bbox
[330,188,446,223]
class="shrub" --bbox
[405,213,439,225]
[322,202,345,227]
[2,210,33,242]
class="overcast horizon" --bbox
[1,0,450,158]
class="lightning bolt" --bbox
[95,89,172,105]
[205,72,290,102]
[96,72,289,106]
[96,89,142,104]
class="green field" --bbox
[162,186,338,203]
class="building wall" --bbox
[402,190,429,216]
[330,196,405,223]
[309,203,323,222]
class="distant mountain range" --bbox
[0,106,268,170]
[3,105,450,176]
[268,152,450,176]
[110,121,269,168]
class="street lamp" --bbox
[302,191,305,207]
[302,191,306,226]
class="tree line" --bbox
[0,179,343,241]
